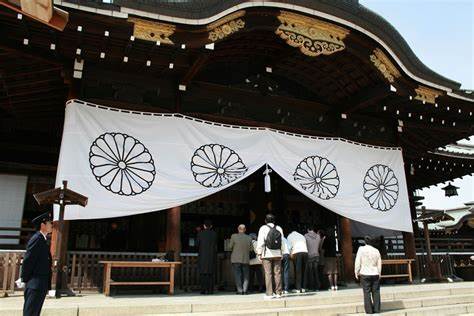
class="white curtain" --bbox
[54,100,412,232]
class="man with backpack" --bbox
[256,214,286,299]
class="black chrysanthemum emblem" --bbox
[191,144,247,188]
[363,164,399,211]
[294,155,340,200]
[89,132,156,196]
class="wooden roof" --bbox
[0,3,472,190]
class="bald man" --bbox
[229,224,253,294]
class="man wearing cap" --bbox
[22,211,53,316]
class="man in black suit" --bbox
[22,211,53,316]
[197,219,217,294]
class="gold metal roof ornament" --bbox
[128,17,175,44]
[275,11,349,57]
[415,85,441,104]
[370,48,401,83]
[208,11,246,41]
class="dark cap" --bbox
[32,211,52,227]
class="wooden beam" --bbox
[339,83,391,114]
[180,54,209,86]
[193,81,331,113]
[404,120,472,134]
[0,0,68,31]
[0,142,59,154]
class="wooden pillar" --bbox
[51,76,78,258]
[422,221,432,263]
[50,77,79,292]
[49,181,74,296]
[403,232,416,259]
[166,206,181,261]
[340,217,354,283]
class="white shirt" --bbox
[256,223,284,259]
[40,231,48,240]
[354,245,382,276]
[249,240,262,265]
[287,231,308,255]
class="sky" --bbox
[360,0,473,209]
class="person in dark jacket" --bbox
[22,211,53,316]
[304,224,322,291]
[197,219,217,294]
[322,228,339,290]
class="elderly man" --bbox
[229,224,253,294]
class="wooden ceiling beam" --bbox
[192,80,330,113]
[338,83,392,114]
[180,53,209,86]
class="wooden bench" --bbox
[99,261,181,296]
[381,259,414,283]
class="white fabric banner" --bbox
[55,100,412,232]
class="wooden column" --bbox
[166,206,181,261]
[422,221,433,263]
[403,232,416,259]
[340,217,354,283]
[50,77,79,288]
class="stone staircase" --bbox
[0,283,473,316]
[140,285,474,316]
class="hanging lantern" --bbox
[441,183,459,197]
[263,164,272,193]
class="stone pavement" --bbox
[1,282,473,315]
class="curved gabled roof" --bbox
[59,0,470,94]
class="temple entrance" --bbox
[68,165,337,254]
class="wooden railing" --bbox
[1,250,471,295]
[67,251,226,292]
[0,250,24,296]
[68,251,166,291]
[416,238,474,252]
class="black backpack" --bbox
[264,224,282,250]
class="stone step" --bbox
[341,303,474,316]
[1,284,473,316]
[138,295,474,316]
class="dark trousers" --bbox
[249,264,264,292]
[304,256,320,290]
[23,288,47,316]
[293,252,308,290]
[232,263,249,293]
[281,254,290,291]
[199,273,214,294]
[360,275,381,314]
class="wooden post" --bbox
[340,217,354,283]
[51,72,79,264]
[423,221,432,263]
[166,206,181,261]
[52,181,73,297]
[403,232,416,259]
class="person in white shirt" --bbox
[355,236,382,314]
[256,214,285,299]
[287,227,308,293]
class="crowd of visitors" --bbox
[198,214,341,299]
